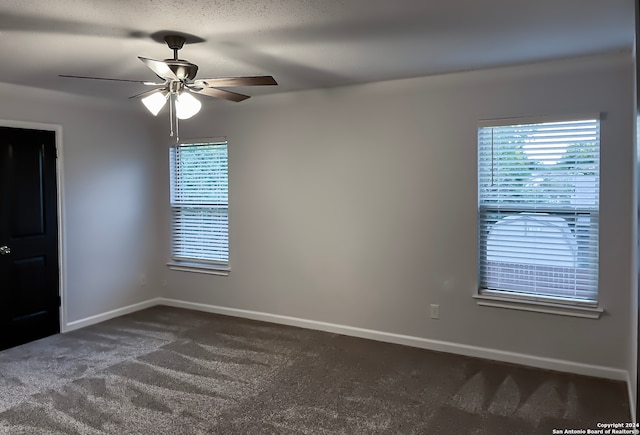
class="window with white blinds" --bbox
[169,140,229,266]
[478,116,600,304]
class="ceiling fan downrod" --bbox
[164,35,185,61]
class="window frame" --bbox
[166,137,230,276]
[475,114,603,318]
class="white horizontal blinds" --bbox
[478,118,599,303]
[170,141,229,264]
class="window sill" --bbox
[473,293,603,319]
[166,261,230,276]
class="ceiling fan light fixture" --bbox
[175,92,202,120]
[141,91,168,116]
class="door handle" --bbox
[0,246,10,255]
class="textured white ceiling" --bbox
[0,0,633,102]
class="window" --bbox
[477,116,600,307]
[169,139,229,273]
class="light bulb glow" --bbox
[141,91,168,116]
[175,92,202,120]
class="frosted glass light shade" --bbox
[141,91,168,116]
[175,92,202,120]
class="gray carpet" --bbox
[0,306,630,434]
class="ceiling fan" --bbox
[60,34,277,140]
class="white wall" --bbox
[0,83,158,325]
[155,52,635,372]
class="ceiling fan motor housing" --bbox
[160,35,198,80]
[165,60,199,81]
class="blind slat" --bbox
[478,118,599,303]
[170,141,229,263]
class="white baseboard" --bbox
[61,297,630,383]
[157,298,628,382]
[63,298,162,332]
[628,370,637,423]
[60,297,634,414]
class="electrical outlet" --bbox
[430,304,440,319]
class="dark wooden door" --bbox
[0,127,60,351]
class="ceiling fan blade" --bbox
[59,74,162,85]
[128,87,165,100]
[194,76,277,87]
[188,86,250,102]
[138,57,179,81]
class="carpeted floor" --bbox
[0,306,630,434]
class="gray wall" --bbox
[0,50,633,376]
[0,83,158,324]
[155,52,635,371]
